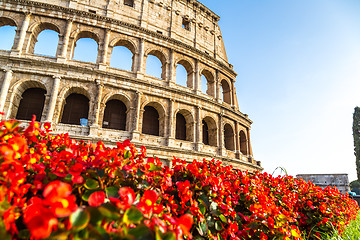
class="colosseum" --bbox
[0,0,261,171]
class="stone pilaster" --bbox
[98,29,111,70]
[136,39,145,78]
[235,121,240,159]
[57,19,73,63]
[218,113,224,155]
[167,99,175,146]
[12,13,31,55]
[131,91,142,141]
[45,75,61,123]
[195,106,203,151]
[0,69,13,116]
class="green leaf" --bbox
[123,207,143,224]
[124,150,131,159]
[127,225,153,240]
[215,221,223,231]
[148,163,162,171]
[197,222,208,237]
[87,207,104,225]
[199,194,210,209]
[98,204,121,220]
[85,178,99,189]
[219,214,227,223]
[105,186,119,198]
[199,201,206,215]
[70,209,90,231]
[162,231,176,240]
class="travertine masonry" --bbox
[0,0,261,171]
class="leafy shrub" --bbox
[0,117,358,239]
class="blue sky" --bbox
[200,0,360,180]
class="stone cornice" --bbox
[2,0,237,77]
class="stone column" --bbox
[218,113,224,156]
[45,76,61,123]
[167,99,175,146]
[98,29,111,70]
[246,128,253,156]
[235,121,240,159]
[92,80,104,126]
[136,39,145,78]
[0,69,13,115]
[168,50,175,86]
[195,106,202,151]
[231,79,236,107]
[14,13,31,55]
[139,0,149,28]
[89,80,104,137]
[194,60,201,94]
[215,70,221,103]
[58,19,73,63]
[131,91,142,141]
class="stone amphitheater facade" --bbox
[0,0,262,171]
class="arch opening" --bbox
[34,29,59,57]
[176,60,193,88]
[0,25,16,51]
[175,112,187,141]
[203,116,217,147]
[73,32,99,63]
[202,120,209,145]
[142,106,159,136]
[61,93,89,125]
[110,45,134,71]
[224,123,235,151]
[102,99,127,130]
[221,79,231,104]
[240,130,248,155]
[146,54,163,79]
[16,88,46,121]
[201,70,215,96]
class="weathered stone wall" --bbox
[0,0,262,171]
[297,174,351,194]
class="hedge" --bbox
[0,117,358,240]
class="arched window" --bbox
[146,54,163,79]
[202,120,209,145]
[203,116,217,147]
[142,106,159,136]
[16,88,46,121]
[73,32,99,63]
[124,0,134,7]
[176,113,187,141]
[176,60,193,88]
[61,93,89,125]
[240,130,248,155]
[0,18,17,50]
[224,124,235,151]
[176,64,187,87]
[201,75,208,94]
[201,70,215,96]
[221,79,231,104]
[34,29,59,57]
[102,99,127,130]
[110,46,134,71]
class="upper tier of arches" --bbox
[0,5,239,109]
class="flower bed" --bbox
[0,117,358,239]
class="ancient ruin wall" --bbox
[0,0,261,171]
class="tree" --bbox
[352,106,360,180]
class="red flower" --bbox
[42,181,77,217]
[88,191,106,207]
[118,187,135,209]
[138,190,159,215]
[178,214,193,236]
